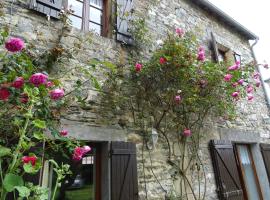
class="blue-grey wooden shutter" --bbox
[111,141,138,200]
[29,0,62,19]
[116,0,134,45]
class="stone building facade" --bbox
[1,0,270,199]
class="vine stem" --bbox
[0,103,33,200]
[8,103,33,173]
[51,177,60,200]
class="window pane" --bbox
[90,0,103,8]
[69,15,82,29]
[89,22,101,35]
[89,7,102,24]
[238,145,261,200]
[68,0,83,17]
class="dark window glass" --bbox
[49,149,97,200]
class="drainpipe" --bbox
[250,39,270,108]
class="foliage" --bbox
[101,30,259,199]
[0,26,93,199]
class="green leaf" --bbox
[15,186,30,198]
[3,173,24,192]
[33,119,46,129]
[0,146,11,157]
[23,163,40,174]
[33,132,44,140]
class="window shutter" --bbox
[209,140,244,200]
[29,0,62,19]
[111,141,138,200]
[116,0,134,45]
[211,32,219,62]
[260,143,270,183]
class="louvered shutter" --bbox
[29,0,62,19]
[260,143,270,183]
[111,141,138,200]
[211,32,219,62]
[209,140,244,200]
[116,0,134,45]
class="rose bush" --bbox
[100,29,263,199]
[0,30,91,199]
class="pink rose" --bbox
[0,88,10,101]
[72,146,91,161]
[238,79,244,85]
[60,130,68,136]
[232,82,238,87]
[228,62,240,71]
[5,37,25,52]
[224,74,233,82]
[50,89,64,100]
[22,155,37,166]
[12,77,24,89]
[46,81,54,88]
[247,95,254,101]
[231,91,239,98]
[256,81,261,87]
[246,85,253,93]
[72,147,84,161]
[175,95,181,103]
[29,73,48,87]
[82,146,91,154]
[253,72,260,79]
[183,129,192,137]
[197,47,205,62]
[159,57,166,64]
[175,28,184,37]
[135,63,142,72]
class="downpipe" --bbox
[250,39,270,108]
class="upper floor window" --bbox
[68,0,104,35]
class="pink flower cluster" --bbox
[0,88,10,101]
[175,28,184,37]
[72,146,91,161]
[135,63,142,72]
[29,73,48,87]
[224,61,260,101]
[175,95,182,103]
[5,37,25,53]
[183,128,192,137]
[197,46,205,62]
[60,129,68,136]
[228,61,240,71]
[159,57,167,64]
[50,89,65,100]
[12,77,24,89]
[22,155,37,166]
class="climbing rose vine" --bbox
[99,28,266,199]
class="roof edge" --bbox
[190,0,259,40]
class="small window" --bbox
[235,144,263,200]
[218,49,226,62]
[68,0,106,36]
[234,53,241,64]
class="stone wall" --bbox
[1,0,270,199]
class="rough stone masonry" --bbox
[1,0,270,199]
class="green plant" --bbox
[100,30,260,199]
[0,28,92,200]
